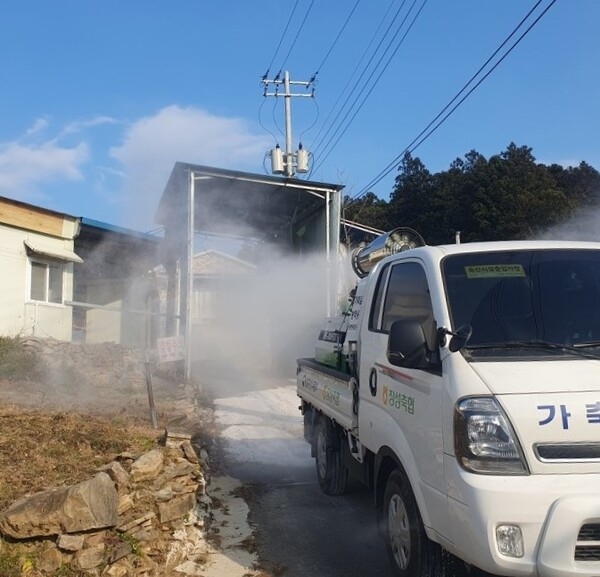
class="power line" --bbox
[349,0,557,202]
[276,0,315,75]
[406,2,555,157]
[313,0,429,172]
[261,0,404,177]
[308,0,396,151]
[262,0,301,81]
[299,97,320,143]
[311,0,362,80]
[311,0,409,155]
[257,97,279,145]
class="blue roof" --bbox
[81,217,161,240]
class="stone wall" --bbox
[0,336,230,576]
[22,337,147,391]
[0,437,215,576]
[5,337,183,416]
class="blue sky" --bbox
[0,1,597,232]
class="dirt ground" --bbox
[0,380,215,510]
[0,338,280,577]
[0,338,207,569]
[0,405,160,512]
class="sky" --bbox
[0,0,597,235]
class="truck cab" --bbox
[298,239,600,577]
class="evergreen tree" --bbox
[341,144,599,245]
[547,161,600,208]
[388,152,437,241]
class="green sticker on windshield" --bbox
[465,264,525,278]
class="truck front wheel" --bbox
[315,416,348,495]
[383,470,444,577]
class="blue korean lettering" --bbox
[586,402,600,424]
[538,405,555,426]
[537,404,571,429]
[559,404,571,429]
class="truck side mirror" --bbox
[437,324,472,352]
[387,320,429,369]
[449,324,472,352]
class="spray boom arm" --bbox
[351,227,426,278]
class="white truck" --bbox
[297,229,600,577]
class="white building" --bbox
[0,196,82,340]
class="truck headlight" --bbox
[454,397,528,475]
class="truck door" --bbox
[358,260,448,533]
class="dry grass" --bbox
[0,337,217,576]
[0,338,196,512]
[0,405,159,512]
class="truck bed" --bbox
[297,358,356,431]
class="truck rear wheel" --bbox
[383,470,445,577]
[315,416,348,495]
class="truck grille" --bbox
[534,442,600,462]
[575,524,600,561]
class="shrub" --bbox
[0,337,39,381]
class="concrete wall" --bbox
[84,280,150,347]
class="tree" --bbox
[388,152,439,242]
[342,192,391,245]
[442,144,569,241]
[341,144,599,246]
[547,161,600,208]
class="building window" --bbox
[30,260,64,304]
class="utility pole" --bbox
[262,70,314,177]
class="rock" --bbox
[172,481,198,495]
[76,543,105,570]
[181,440,199,463]
[174,560,201,575]
[129,449,164,483]
[0,473,118,539]
[165,431,192,449]
[154,488,174,501]
[158,493,196,524]
[155,460,196,487]
[167,413,194,432]
[36,544,63,573]
[117,493,134,515]
[117,512,155,533]
[96,461,129,490]
[102,564,128,577]
[107,541,132,564]
[84,531,107,547]
[116,451,136,462]
[57,533,85,552]
[131,527,161,542]
[197,474,207,496]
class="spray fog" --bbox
[191,237,350,396]
[538,206,600,242]
[174,180,353,395]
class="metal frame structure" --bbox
[155,163,344,380]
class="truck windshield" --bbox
[442,249,600,356]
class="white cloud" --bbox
[0,116,100,202]
[0,108,271,228]
[109,105,271,230]
[0,140,88,195]
[61,116,118,136]
[23,118,50,139]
